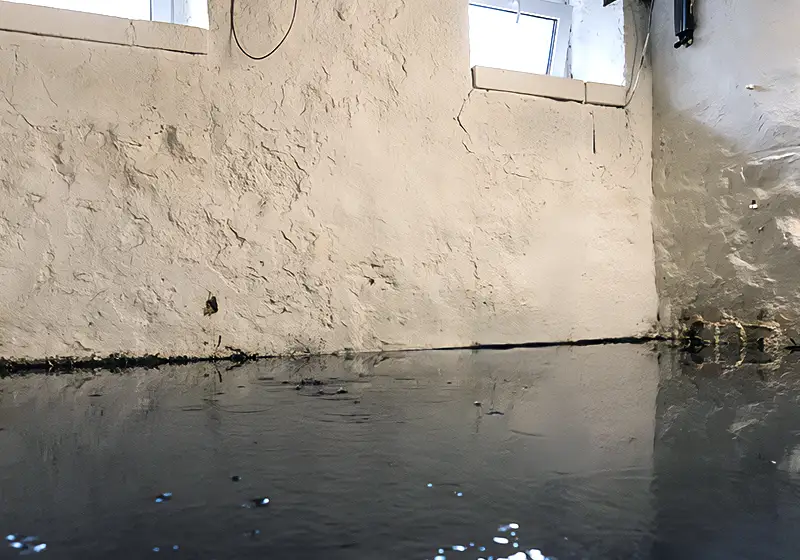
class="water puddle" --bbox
[2,345,800,558]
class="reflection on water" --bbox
[5,534,46,555]
[1,345,800,558]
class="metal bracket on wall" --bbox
[674,0,695,48]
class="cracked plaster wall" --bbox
[651,0,800,346]
[0,0,656,360]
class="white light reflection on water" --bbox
[430,523,553,560]
[5,534,47,555]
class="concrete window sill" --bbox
[472,66,627,108]
[0,1,207,55]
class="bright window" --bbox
[468,0,571,77]
[2,0,208,28]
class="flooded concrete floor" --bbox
[1,344,800,559]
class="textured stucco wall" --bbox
[652,0,800,345]
[0,0,655,361]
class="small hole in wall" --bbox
[204,295,219,316]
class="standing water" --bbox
[2,345,800,559]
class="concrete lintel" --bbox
[0,1,207,54]
[472,66,629,109]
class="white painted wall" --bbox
[569,0,626,85]
[651,0,800,343]
[171,0,209,28]
[0,0,656,361]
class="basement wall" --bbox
[651,0,800,346]
[0,0,656,360]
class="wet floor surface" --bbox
[2,344,800,559]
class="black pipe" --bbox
[674,0,695,48]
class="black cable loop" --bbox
[231,0,298,61]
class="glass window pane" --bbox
[173,0,209,28]
[151,0,173,23]
[3,0,151,20]
[468,4,556,75]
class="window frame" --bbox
[468,0,572,77]
[150,0,175,23]
[0,0,208,53]
[150,0,208,28]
